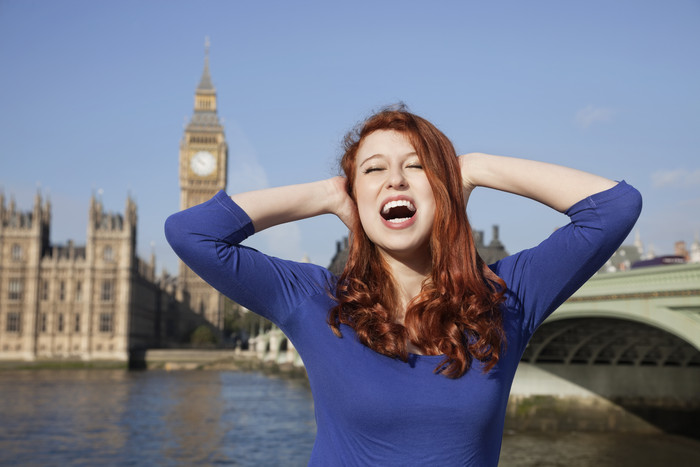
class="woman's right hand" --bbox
[230,177,358,233]
[326,176,357,230]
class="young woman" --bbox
[165,108,642,466]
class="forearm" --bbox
[165,191,335,326]
[461,153,617,212]
[231,178,345,232]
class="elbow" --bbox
[634,187,643,213]
[611,182,643,227]
[611,185,643,241]
[627,186,643,225]
[164,213,187,257]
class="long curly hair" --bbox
[327,107,507,378]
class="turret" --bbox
[489,225,503,248]
[691,234,700,264]
[34,190,51,254]
[125,195,138,260]
[634,229,644,256]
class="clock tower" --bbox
[178,39,228,329]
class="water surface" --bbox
[0,369,698,466]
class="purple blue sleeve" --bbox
[164,191,336,328]
[491,181,642,342]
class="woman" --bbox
[165,108,642,466]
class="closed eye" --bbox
[407,163,423,169]
[363,167,385,174]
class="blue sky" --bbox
[1,0,698,274]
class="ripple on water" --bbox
[1,369,699,466]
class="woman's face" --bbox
[353,130,436,263]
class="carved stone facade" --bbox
[0,46,225,362]
[0,193,189,361]
[177,42,228,330]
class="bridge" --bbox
[250,263,700,435]
[525,262,700,365]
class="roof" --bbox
[197,56,215,91]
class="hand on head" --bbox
[328,176,358,230]
[458,153,482,205]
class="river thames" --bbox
[0,369,698,466]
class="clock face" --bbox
[190,151,216,176]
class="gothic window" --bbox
[8,279,23,301]
[6,312,21,333]
[74,314,81,333]
[101,280,114,302]
[103,246,114,262]
[59,281,66,301]
[57,313,64,333]
[11,244,22,261]
[75,281,82,302]
[99,313,113,333]
[40,313,47,333]
[40,280,49,301]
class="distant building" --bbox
[0,44,225,363]
[601,230,700,272]
[692,236,700,263]
[473,225,510,264]
[176,39,229,330]
[328,225,509,275]
[0,192,205,362]
[675,241,690,262]
[603,245,643,272]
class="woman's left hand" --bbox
[457,153,483,205]
[457,152,617,212]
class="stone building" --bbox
[327,225,509,275]
[0,191,199,362]
[176,40,228,330]
[0,47,223,362]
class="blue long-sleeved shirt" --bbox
[165,181,642,466]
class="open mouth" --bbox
[381,199,416,224]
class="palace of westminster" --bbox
[0,51,230,362]
[3,50,696,364]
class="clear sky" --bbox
[1,0,698,275]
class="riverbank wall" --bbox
[142,348,308,380]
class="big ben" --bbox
[178,40,227,328]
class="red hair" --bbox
[328,107,507,378]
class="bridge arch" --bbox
[547,263,700,354]
[547,305,700,354]
[523,316,700,367]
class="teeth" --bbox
[381,199,416,214]
[387,217,412,224]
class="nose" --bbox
[386,167,408,190]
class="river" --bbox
[0,369,698,466]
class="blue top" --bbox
[165,181,642,466]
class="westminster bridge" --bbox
[251,262,700,435]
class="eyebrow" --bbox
[358,154,384,168]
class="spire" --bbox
[634,229,643,255]
[189,37,221,128]
[197,37,215,91]
[691,233,700,264]
[489,225,503,247]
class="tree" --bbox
[190,324,218,347]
